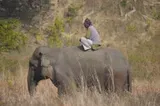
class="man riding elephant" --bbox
[80,18,101,51]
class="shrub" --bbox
[61,33,79,46]
[152,11,160,20]
[34,32,45,44]
[0,18,27,52]
[47,17,64,47]
[120,0,127,8]
[65,4,81,23]
[67,4,78,18]
[126,23,137,32]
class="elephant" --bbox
[27,46,132,96]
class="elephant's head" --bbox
[27,49,55,96]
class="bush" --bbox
[47,17,64,47]
[120,0,127,8]
[67,4,78,18]
[0,18,27,52]
[126,23,137,32]
[152,11,160,20]
[65,4,81,23]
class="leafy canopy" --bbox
[0,18,27,52]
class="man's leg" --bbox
[80,37,92,50]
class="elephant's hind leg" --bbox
[104,69,115,93]
[114,71,127,92]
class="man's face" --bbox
[84,22,89,29]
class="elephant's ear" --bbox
[41,55,50,67]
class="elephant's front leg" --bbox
[54,65,78,95]
[56,77,76,96]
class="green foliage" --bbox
[36,33,44,42]
[126,23,137,32]
[68,4,78,17]
[152,10,160,20]
[150,8,160,20]
[66,4,81,23]
[48,17,64,47]
[33,31,45,44]
[62,33,79,46]
[0,18,27,52]
[28,27,44,43]
[120,0,127,8]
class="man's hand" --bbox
[85,30,90,39]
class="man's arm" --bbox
[85,30,91,39]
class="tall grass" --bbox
[0,63,160,106]
[0,32,160,106]
[128,35,160,81]
[0,73,160,106]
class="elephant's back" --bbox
[57,46,107,74]
[60,46,128,66]
[61,46,107,63]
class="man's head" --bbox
[84,18,92,29]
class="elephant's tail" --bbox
[127,67,132,92]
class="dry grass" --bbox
[0,63,160,106]
[0,33,159,106]
[0,1,160,105]
[0,34,160,106]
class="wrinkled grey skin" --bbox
[28,46,132,96]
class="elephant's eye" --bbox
[29,63,37,72]
[31,66,35,70]
[29,61,37,68]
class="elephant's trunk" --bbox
[27,66,36,96]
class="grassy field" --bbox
[0,71,160,106]
[0,34,160,106]
[0,0,160,105]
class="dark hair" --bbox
[84,18,92,28]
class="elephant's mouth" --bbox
[41,65,54,79]
[29,62,36,72]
